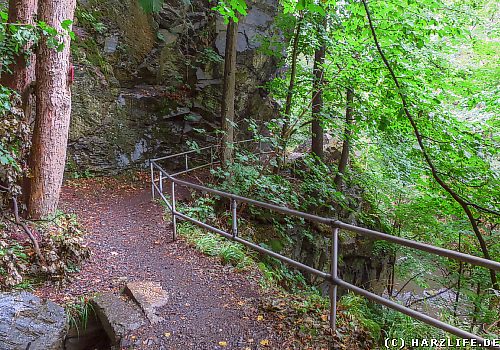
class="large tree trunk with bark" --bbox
[28,0,76,219]
[311,18,326,160]
[0,0,38,94]
[335,87,354,190]
[220,18,238,165]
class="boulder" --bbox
[0,292,67,350]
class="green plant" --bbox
[177,222,251,269]
[70,169,95,179]
[65,296,95,335]
[197,48,224,64]
[76,8,106,34]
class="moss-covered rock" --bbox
[69,0,279,173]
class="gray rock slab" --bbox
[158,29,178,45]
[124,281,169,324]
[91,292,146,345]
[104,35,119,54]
[0,292,68,350]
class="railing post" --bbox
[159,171,163,194]
[330,227,339,330]
[171,181,177,241]
[231,199,238,238]
[150,161,155,200]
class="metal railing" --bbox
[149,144,500,349]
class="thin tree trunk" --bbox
[278,18,302,165]
[311,18,326,160]
[221,18,238,166]
[335,87,354,190]
[28,0,76,219]
[0,0,38,94]
[362,0,498,290]
[453,231,463,320]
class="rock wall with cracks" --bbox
[68,0,280,174]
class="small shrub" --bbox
[0,213,90,290]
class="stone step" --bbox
[123,281,169,324]
[90,292,146,346]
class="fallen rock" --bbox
[124,281,169,324]
[0,292,67,350]
[91,292,146,345]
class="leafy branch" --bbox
[361,0,498,290]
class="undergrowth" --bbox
[65,295,96,336]
[0,212,90,290]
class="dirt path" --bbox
[36,177,284,349]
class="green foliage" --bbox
[177,222,252,269]
[212,0,248,22]
[197,48,224,64]
[341,293,444,347]
[137,0,164,13]
[75,8,106,34]
[65,296,95,335]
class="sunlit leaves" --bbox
[212,0,248,22]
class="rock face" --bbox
[0,292,68,350]
[69,0,280,174]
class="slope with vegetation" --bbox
[0,0,498,348]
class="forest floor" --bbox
[34,174,290,350]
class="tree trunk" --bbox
[278,18,302,165]
[335,87,354,190]
[311,19,326,160]
[28,0,76,219]
[0,0,38,94]
[220,18,238,166]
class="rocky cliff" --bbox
[69,0,279,174]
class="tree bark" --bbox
[311,19,326,160]
[28,0,76,219]
[220,18,238,166]
[278,18,302,165]
[0,0,38,94]
[335,87,354,189]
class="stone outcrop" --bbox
[69,0,280,174]
[0,292,68,350]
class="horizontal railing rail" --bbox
[149,144,500,349]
